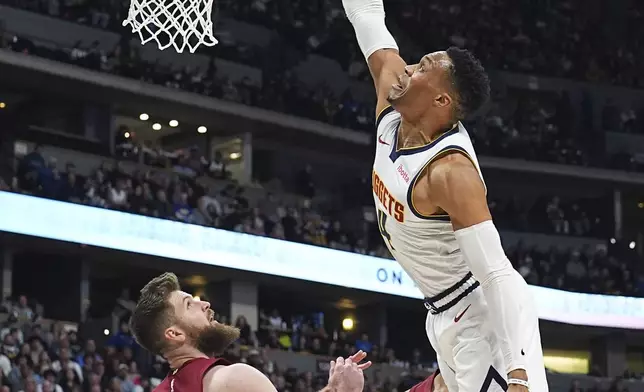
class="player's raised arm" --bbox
[425,153,531,390]
[342,0,407,119]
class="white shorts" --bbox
[425,286,549,392]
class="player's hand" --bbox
[328,351,372,392]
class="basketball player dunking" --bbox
[130,273,372,392]
[342,0,548,391]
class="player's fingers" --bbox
[349,350,365,360]
[357,361,372,370]
[329,360,335,378]
[349,350,366,363]
[336,356,345,367]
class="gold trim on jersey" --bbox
[406,145,478,220]
[394,124,458,153]
[375,105,395,129]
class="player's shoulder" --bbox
[428,126,478,178]
[204,363,275,392]
[429,149,478,183]
[152,377,170,392]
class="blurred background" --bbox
[0,0,644,391]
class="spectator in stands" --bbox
[9,355,40,391]
[267,310,284,331]
[39,158,61,200]
[151,190,172,218]
[51,349,82,383]
[354,334,372,353]
[203,152,228,180]
[197,188,222,226]
[233,316,256,347]
[114,364,135,392]
[107,322,135,351]
[14,297,34,326]
[21,146,45,175]
[59,166,83,203]
[107,180,128,210]
[172,192,194,223]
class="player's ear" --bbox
[434,93,452,108]
[164,326,186,343]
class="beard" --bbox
[182,320,240,356]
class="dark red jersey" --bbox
[154,357,230,392]
[409,371,439,392]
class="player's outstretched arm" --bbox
[204,363,278,392]
[342,0,407,118]
[426,153,531,392]
[203,351,371,392]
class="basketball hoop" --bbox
[122,0,219,53]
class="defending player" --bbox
[408,371,446,392]
[341,0,548,390]
[130,272,372,392]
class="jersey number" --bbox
[377,209,395,251]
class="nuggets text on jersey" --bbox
[372,170,405,222]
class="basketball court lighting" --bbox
[342,317,354,331]
[139,113,150,121]
[152,123,162,130]
[0,102,6,109]
[169,120,179,127]
[124,132,131,138]
[197,126,207,133]
[103,329,110,336]
[229,152,241,160]
[629,241,636,249]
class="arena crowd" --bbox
[2,0,644,173]
[2,144,642,298]
[0,0,644,391]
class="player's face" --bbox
[167,291,240,355]
[387,51,453,112]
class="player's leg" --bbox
[425,310,459,392]
[452,338,507,392]
[445,290,508,392]
[437,356,459,392]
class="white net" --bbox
[123,0,219,53]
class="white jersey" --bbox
[372,106,486,298]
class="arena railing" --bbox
[2,49,644,185]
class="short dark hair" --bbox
[445,47,490,119]
[130,272,181,356]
